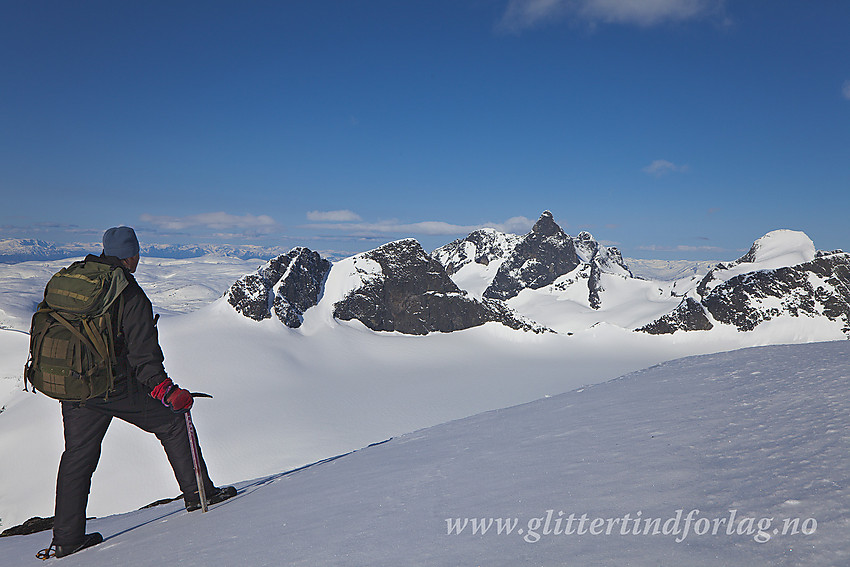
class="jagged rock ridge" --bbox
[220,220,848,339]
[436,212,632,310]
[482,211,582,301]
[225,247,330,327]
[333,239,546,335]
[638,230,850,335]
[699,252,850,333]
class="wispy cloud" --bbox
[140,212,280,237]
[642,159,689,176]
[843,80,850,100]
[498,0,725,32]
[637,244,729,253]
[303,215,535,237]
[306,210,363,222]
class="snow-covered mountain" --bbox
[0,239,93,263]
[226,238,546,334]
[330,239,545,334]
[224,212,849,339]
[639,230,850,336]
[481,210,583,301]
[432,227,522,277]
[225,247,331,327]
[0,239,287,263]
[2,341,847,566]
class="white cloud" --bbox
[303,220,477,236]
[637,244,728,253]
[306,210,363,222]
[642,159,689,176]
[303,216,535,237]
[140,212,279,234]
[498,0,723,32]
[499,0,567,32]
[843,80,850,101]
[488,216,536,234]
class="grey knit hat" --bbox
[103,226,140,259]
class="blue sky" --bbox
[2,0,848,260]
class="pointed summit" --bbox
[531,210,561,237]
[484,211,580,300]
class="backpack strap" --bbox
[46,311,111,401]
[47,311,103,362]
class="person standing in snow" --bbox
[43,226,235,559]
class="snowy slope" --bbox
[625,257,717,281]
[505,266,687,333]
[1,341,847,566]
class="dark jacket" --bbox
[85,254,169,392]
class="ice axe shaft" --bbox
[185,410,208,513]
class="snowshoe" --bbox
[37,532,103,560]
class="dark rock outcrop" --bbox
[701,253,850,332]
[483,211,581,301]
[637,297,714,334]
[225,247,330,327]
[333,239,546,335]
[575,231,632,310]
[0,516,54,537]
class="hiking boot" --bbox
[185,485,237,511]
[38,532,103,559]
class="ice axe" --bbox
[186,392,213,513]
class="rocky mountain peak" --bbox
[484,212,580,301]
[640,230,850,336]
[531,210,561,237]
[333,238,545,335]
[225,247,330,327]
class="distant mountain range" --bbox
[0,239,289,263]
[223,211,850,338]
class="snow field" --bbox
[0,341,847,566]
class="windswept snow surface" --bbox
[742,230,817,268]
[1,341,848,566]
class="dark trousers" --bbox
[53,387,214,546]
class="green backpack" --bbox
[25,260,129,402]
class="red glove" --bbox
[151,378,194,413]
